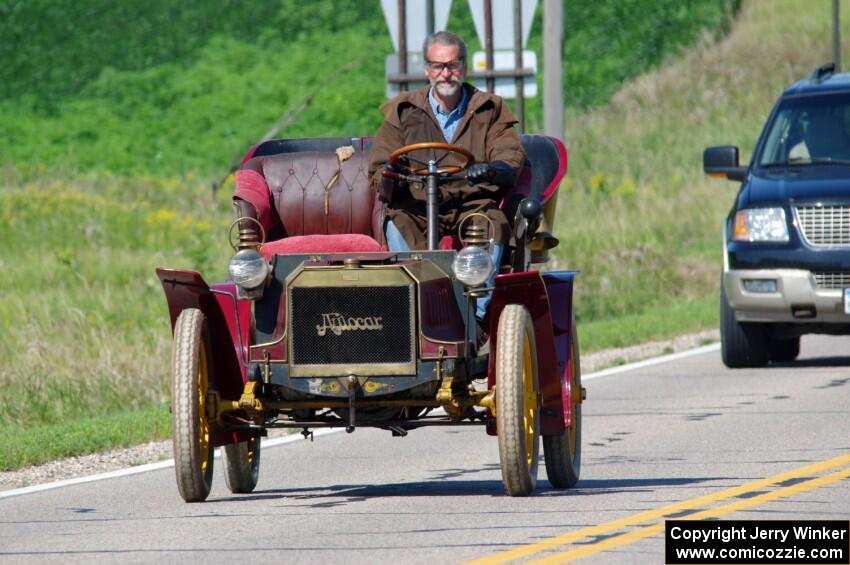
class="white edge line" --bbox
[1,343,720,499]
[0,428,344,499]
[582,342,720,381]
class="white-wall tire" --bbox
[172,308,214,502]
[496,304,539,497]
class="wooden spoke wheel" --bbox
[496,304,540,496]
[172,308,215,502]
[222,436,262,494]
[543,315,582,488]
[388,142,474,176]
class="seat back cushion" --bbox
[239,149,384,245]
[519,134,567,204]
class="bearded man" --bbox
[368,30,525,324]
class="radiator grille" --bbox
[795,205,850,246]
[813,271,850,289]
[289,285,414,368]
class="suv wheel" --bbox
[720,283,769,368]
[768,336,801,362]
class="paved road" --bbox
[1,335,848,565]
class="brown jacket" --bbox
[368,84,525,248]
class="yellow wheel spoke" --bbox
[198,341,211,471]
[522,334,535,466]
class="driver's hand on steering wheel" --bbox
[466,162,492,185]
[467,160,517,189]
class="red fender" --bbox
[486,270,571,436]
[156,268,253,446]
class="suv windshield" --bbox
[758,91,850,166]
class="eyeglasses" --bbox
[425,59,464,74]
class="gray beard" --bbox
[433,79,461,99]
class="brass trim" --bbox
[227,216,266,251]
[286,263,417,377]
[249,330,286,359]
[212,392,494,418]
[458,212,496,247]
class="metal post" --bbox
[426,162,440,250]
[426,0,435,35]
[543,0,564,140]
[484,0,495,93]
[513,0,524,132]
[398,0,408,92]
[833,0,841,71]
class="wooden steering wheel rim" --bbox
[388,142,475,176]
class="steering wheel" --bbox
[388,142,474,176]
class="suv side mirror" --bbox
[703,145,747,182]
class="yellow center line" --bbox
[463,452,850,565]
[527,465,850,564]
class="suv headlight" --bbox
[733,207,789,242]
[228,248,270,289]
[452,246,494,287]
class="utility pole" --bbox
[833,0,841,71]
[513,0,524,132]
[543,0,564,140]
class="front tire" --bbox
[172,308,215,502]
[222,436,261,494]
[543,316,581,488]
[496,304,539,497]
[720,282,768,368]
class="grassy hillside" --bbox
[0,0,741,469]
[0,0,733,176]
[552,0,846,348]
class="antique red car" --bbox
[156,134,583,501]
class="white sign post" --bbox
[467,0,537,49]
[471,50,537,98]
[381,0,453,53]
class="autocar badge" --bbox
[316,313,384,336]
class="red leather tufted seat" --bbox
[235,149,386,258]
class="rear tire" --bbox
[222,436,261,494]
[496,305,539,497]
[172,308,215,502]
[720,283,768,368]
[543,316,581,489]
[768,336,801,362]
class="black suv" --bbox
[704,63,850,368]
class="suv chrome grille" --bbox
[794,205,850,246]
[813,271,850,289]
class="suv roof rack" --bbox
[810,62,836,83]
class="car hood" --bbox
[743,167,850,206]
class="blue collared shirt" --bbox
[428,86,468,143]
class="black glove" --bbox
[467,160,517,189]
[466,163,491,184]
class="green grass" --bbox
[581,295,718,352]
[0,1,734,176]
[0,407,171,472]
[0,171,234,431]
